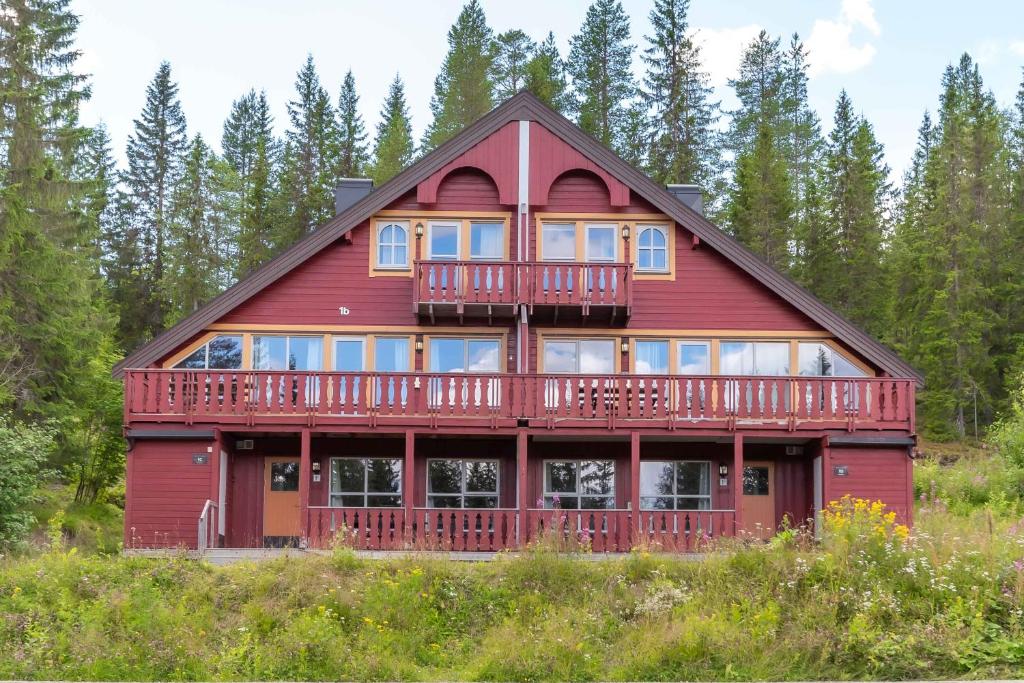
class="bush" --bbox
[0,416,55,549]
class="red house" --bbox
[115,92,919,553]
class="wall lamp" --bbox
[620,339,630,354]
[621,224,631,239]
[415,335,424,352]
[415,222,425,237]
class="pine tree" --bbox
[275,55,339,249]
[493,29,535,102]
[222,89,276,209]
[370,75,415,185]
[123,61,188,337]
[422,0,495,151]
[820,91,890,332]
[236,134,275,278]
[0,0,110,412]
[336,70,369,178]
[1003,72,1024,385]
[727,30,784,155]
[727,121,793,269]
[567,0,637,152]
[641,0,721,198]
[779,34,822,219]
[524,32,569,113]
[793,173,839,298]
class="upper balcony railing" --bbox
[413,260,632,321]
[124,370,914,433]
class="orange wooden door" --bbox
[263,457,301,537]
[741,461,776,539]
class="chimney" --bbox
[334,178,373,215]
[666,184,703,216]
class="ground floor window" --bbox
[329,458,402,507]
[640,461,712,510]
[544,460,616,509]
[427,459,499,508]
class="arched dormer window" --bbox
[376,221,409,269]
[637,225,668,272]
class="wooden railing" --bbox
[124,370,914,431]
[304,507,736,552]
[413,260,632,311]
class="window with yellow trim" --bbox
[174,335,243,369]
[798,342,866,377]
[636,225,669,272]
[376,221,410,269]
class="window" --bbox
[678,341,710,375]
[427,459,499,508]
[270,461,299,491]
[637,225,668,272]
[469,222,503,260]
[640,461,712,510]
[719,341,789,376]
[330,458,402,507]
[541,223,577,261]
[635,340,669,374]
[376,221,409,269]
[429,338,501,373]
[333,337,366,372]
[584,223,617,262]
[174,335,243,370]
[544,460,616,509]
[798,342,866,377]
[253,336,323,371]
[374,337,410,372]
[543,339,615,374]
[428,222,459,260]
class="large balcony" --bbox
[124,370,915,433]
[414,260,632,322]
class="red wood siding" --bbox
[826,446,912,523]
[125,440,213,548]
[530,123,630,206]
[417,122,519,205]
[226,451,262,547]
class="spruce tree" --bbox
[641,0,721,198]
[567,0,637,152]
[370,75,415,185]
[276,55,339,249]
[236,134,275,278]
[422,0,495,151]
[222,89,275,209]
[493,30,535,102]
[727,31,784,155]
[123,61,188,337]
[336,70,369,178]
[524,32,569,113]
[779,34,822,219]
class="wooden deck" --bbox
[124,369,915,433]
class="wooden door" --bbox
[741,461,776,539]
[263,457,301,539]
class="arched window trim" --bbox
[376,221,409,269]
[637,224,669,273]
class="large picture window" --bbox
[544,460,616,509]
[640,461,712,510]
[429,338,501,373]
[719,341,789,376]
[330,458,402,507]
[376,221,409,269]
[253,336,323,371]
[543,339,615,374]
[174,335,243,370]
[798,342,865,377]
[427,459,499,508]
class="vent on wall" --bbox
[236,439,254,450]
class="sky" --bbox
[72,0,1024,182]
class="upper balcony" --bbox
[124,370,914,434]
[414,260,632,323]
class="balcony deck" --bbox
[414,260,632,323]
[124,370,915,434]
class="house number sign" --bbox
[338,306,350,315]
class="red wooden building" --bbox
[115,92,919,553]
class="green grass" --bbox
[27,484,124,555]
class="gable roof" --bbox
[114,91,920,382]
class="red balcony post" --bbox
[629,431,640,524]
[404,430,415,534]
[299,428,311,542]
[733,433,744,531]
[517,428,528,545]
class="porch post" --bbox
[517,429,528,545]
[629,431,640,517]
[209,428,222,548]
[820,435,830,510]
[733,433,744,533]
[404,430,415,536]
[299,428,311,542]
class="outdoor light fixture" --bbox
[415,222,425,237]
[719,464,728,476]
[621,340,630,354]
[621,224,630,239]
[415,336,424,352]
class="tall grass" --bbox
[2,497,1023,681]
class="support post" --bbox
[629,431,640,518]
[517,429,528,545]
[404,430,415,534]
[733,433,744,533]
[209,429,222,548]
[299,428,311,543]
[820,435,831,512]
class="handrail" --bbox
[197,499,218,555]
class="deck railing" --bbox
[304,507,736,552]
[124,370,914,431]
[413,260,632,311]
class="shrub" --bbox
[0,416,55,549]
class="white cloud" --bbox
[1009,41,1024,58]
[693,24,763,91]
[805,0,881,77]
